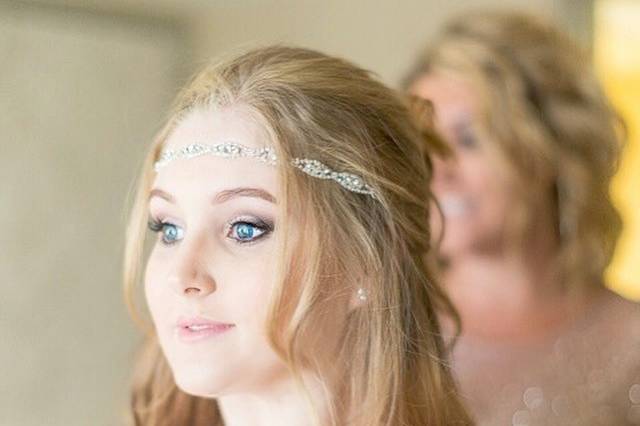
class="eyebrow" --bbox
[148,187,276,204]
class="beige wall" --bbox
[1,1,591,425]
[0,3,184,425]
[189,0,585,86]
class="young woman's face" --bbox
[412,73,512,257]
[145,105,288,397]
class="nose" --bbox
[168,237,216,298]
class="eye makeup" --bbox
[146,214,275,247]
[148,218,184,245]
[453,122,478,150]
[225,215,274,245]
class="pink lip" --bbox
[176,316,236,343]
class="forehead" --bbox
[412,72,477,124]
[152,105,278,199]
[164,105,267,152]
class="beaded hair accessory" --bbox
[154,143,378,199]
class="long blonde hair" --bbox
[124,46,472,425]
[403,12,624,291]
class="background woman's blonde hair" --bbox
[124,46,471,425]
[403,11,624,291]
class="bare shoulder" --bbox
[591,289,640,422]
[585,289,640,358]
[597,289,640,336]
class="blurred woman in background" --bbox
[405,11,640,425]
[123,46,471,425]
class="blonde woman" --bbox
[405,11,640,425]
[123,46,472,425]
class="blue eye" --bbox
[161,223,184,244]
[148,219,184,245]
[228,220,270,243]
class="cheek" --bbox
[461,153,493,189]
[144,249,171,322]
[460,155,507,205]
[217,251,276,325]
[143,244,277,323]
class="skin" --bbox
[144,105,337,426]
[413,72,640,425]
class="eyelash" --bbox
[146,216,274,246]
[147,219,180,246]
[226,217,274,244]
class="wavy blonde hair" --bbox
[123,46,471,425]
[403,11,624,291]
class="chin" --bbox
[171,364,231,398]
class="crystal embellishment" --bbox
[154,142,378,200]
[154,143,278,171]
[291,159,376,197]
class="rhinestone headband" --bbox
[154,143,378,199]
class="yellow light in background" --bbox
[595,0,640,300]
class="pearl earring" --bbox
[356,288,367,301]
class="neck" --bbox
[444,227,596,344]
[218,372,331,426]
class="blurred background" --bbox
[0,0,637,425]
